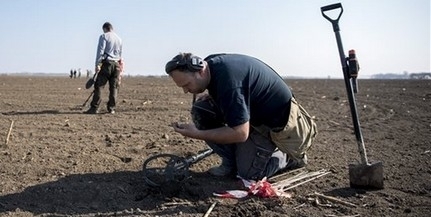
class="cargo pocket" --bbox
[253,147,272,170]
[270,98,317,161]
[236,129,277,180]
[245,147,272,180]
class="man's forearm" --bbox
[196,125,249,144]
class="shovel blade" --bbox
[349,161,384,189]
[85,78,95,89]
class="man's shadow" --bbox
[0,170,240,216]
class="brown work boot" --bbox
[285,154,308,170]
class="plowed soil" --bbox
[0,75,430,217]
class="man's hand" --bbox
[171,122,199,139]
[119,58,125,73]
[170,121,249,144]
[95,65,101,74]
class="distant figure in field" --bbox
[78,68,81,78]
[84,22,123,114]
[73,69,77,78]
[86,69,90,78]
[70,69,73,78]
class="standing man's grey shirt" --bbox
[95,32,122,67]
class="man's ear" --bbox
[198,63,208,77]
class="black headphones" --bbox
[165,54,204,74]
[187,55,204,72]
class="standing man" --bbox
[165,53,317,180]
[85,22,123,114]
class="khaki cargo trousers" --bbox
[269,98,318,162]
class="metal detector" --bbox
[142,148,214,187]
[321,3,384,189]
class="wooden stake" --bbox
[203,201,217,217]
[314,192,357,208]
[281,171,331,191]
[5,120,14,146]
[273,169,330,190]
[163,201,192,206]
[268,167,306,182]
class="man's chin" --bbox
[192,89,205,94]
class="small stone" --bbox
[162,134,169,140]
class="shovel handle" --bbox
[321,3,343,32]
[321,3,369,165]
[321,3,342,12]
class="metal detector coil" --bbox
[142,149,214,187]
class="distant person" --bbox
[86,69,90,78]
[73,69,77,78]
[165,53,318,180]
[70,69,73,78]
[78,68,81,78]
[85,22,123,114]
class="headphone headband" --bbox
[165,54,204,74]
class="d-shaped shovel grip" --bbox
[321,3,343,32]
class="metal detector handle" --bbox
[321,3,343,32]
[321,3,369,165]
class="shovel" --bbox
[321,3,384,189]
[85,71,98,89]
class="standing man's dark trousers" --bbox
[88,60,121,113]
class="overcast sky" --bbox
[0,0,429,78]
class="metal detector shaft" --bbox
[82,91,94,107]
[169,149,213,171]
[185,148,213,165]
[321,3,368,165]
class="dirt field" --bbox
[0,75,430,217]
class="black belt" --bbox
[103,59,119,63]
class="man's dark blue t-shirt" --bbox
[204,54,292,129]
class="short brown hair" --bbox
[102,22,113,31]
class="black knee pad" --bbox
[191,97,225,130]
